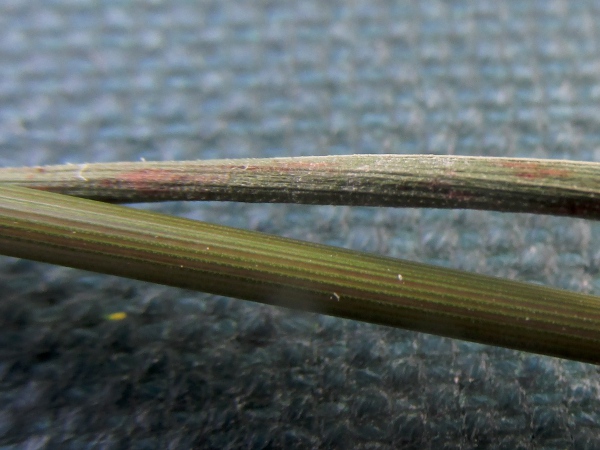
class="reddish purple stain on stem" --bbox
[499,160,570,179]
[111,169,224,187]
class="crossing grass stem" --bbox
[1,182,600,363]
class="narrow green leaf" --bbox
[1,185,599,363]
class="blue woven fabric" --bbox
[1,1,600,448]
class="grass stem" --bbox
[1,185,600,363]
[1,155,599,218]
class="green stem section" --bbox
[1,185,600,363]
[1,155,600,218]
